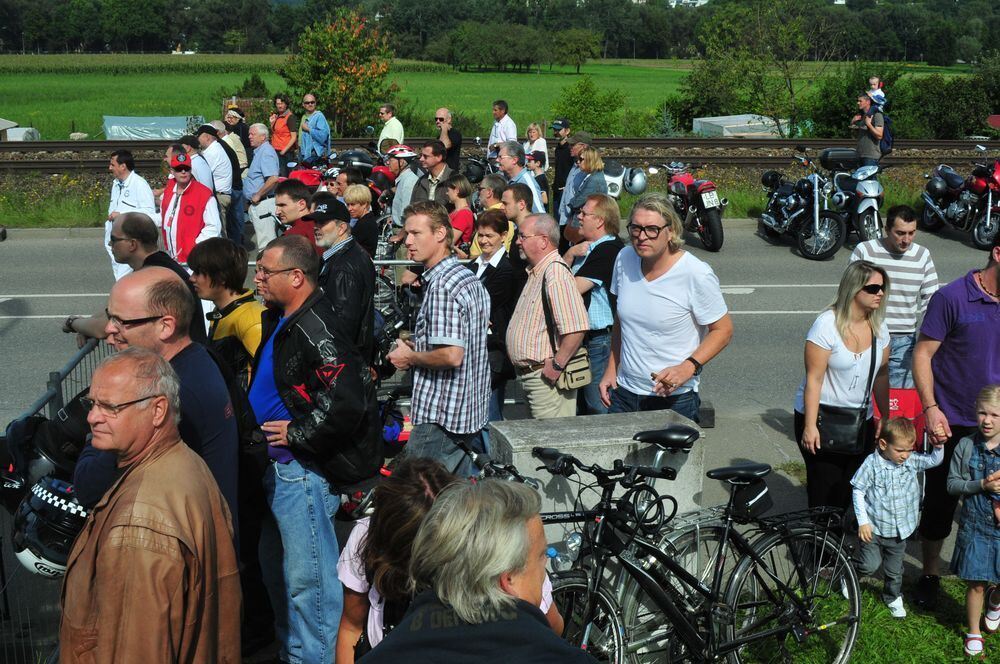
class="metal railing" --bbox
[18,339,116,421]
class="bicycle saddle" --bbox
[706,463,771,482]
[633,425,699,452]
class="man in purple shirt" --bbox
[912,235,1000,608]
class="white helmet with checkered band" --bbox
[12,475,88,578]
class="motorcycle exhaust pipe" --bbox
[760,212,780,231]
[921,192,946,222]
[720,198,729,209]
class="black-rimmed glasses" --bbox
[105,308,164,329]
[81,394,161,418]
[627,223,669,239]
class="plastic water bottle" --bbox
[547,547,574,572]
[564,532,583,562]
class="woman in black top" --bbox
[344,184,379,257]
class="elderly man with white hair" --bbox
[244,122,282,250]
[360,479,596,663]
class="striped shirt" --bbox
[506,251,590,367]
[410,255,491,435]
[849,240,939,334]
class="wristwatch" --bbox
[685,356,704,376]
[552,358,565,373]
[63,315,81,334]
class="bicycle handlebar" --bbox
[530,447,674,486]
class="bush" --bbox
[551,76,626,137]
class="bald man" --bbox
[72,268,239,524]
[435,107,463,171]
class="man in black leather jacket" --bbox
[248,234,381,663]
[309,199,376,363]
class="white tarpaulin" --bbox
[102,116,205,140]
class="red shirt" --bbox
[283,219,322,255]
[450,208,474,244]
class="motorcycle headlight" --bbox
[823,182,834,196]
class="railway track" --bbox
[0,154,981,173]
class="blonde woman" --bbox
[795,260,891,511]
[522,123,549,171]
[565,147,607,214]
[344,183,377,257]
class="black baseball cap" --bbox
[551,118,570,131]
[304,200,351,225]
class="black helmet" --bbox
[12,475,89,578]
[761,170,784,190]
[464,160,486,184]
[925,176,948,199]
[335,149,375,177]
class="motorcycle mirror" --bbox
[287,162,298,169]
[648,167,659,175]
[364,125,375,136]
[475,137,482,144]
[977,145,988,152]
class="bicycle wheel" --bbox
[723,528,860,664]
[618,523,728,663]
[551,571,627,664]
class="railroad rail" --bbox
[0,137,996,154]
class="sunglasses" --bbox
[434,117,446,122]
[860,283,885,294]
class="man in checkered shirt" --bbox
[388,201,491,476]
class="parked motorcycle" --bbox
[464,136,501,186]
[759,149,846,261]
[822,148,884,242]
[651,161,727,251]
[922,145,1000,250]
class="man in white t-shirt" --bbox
[599,194,733,423]
[848,205,938,388]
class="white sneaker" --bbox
[887,596,906,619]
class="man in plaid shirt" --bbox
[388,201,491,476]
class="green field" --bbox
[0,55,684,140]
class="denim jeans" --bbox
[404,423,486,477]
[226,188,246,246]
[489,382,507,423]
[259,459,342,664]
[608,386,701,423]
[579,330,611,415]
[888,333,916,389]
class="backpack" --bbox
[879,113,893,155]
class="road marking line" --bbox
[0,298,8,305]
[721,287,755,295]
[0,293,108,298]
[721,284,838,288]
[729,311,818,315]
[0,315,89,319]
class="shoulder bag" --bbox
[541,263,591,391]
[815,327,877,455]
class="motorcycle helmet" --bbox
[761,170,784,190]
[12,475,89,578]
[385,144,418,161]
[323,166,341,182]
[464,160,486,184]
[624,168,648,195]
[368,165,396,198]
[335,149,375,177]
[794,178,814,198]
[924,176,947,199]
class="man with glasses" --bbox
[64,211,208,346]
[60,348,240,663]
[410,140,453,208]
[249,235,381,664]
[105,149,156,281]
[558,131,593,235]
[377,103,405,153]
[506,213,589,419]
[299,93,330,163]
[599,194,733,422]
[435,107,462,171]
[497,141,544,214]
[72,268,239,529]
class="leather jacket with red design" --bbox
[249,288,381,489]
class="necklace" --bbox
[976,270,1000,299]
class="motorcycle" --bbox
[651,161,727,251]
[463,136,501,186]
[822,148,884,242]
[922,145,1000,250]
[759,148,846,261]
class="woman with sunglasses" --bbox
[564,147,608,216]
[795,260,891,511]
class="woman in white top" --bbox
[795,260,891,511]
[335,458,562,662]
[523,123,549,172]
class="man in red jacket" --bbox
[160,153,222,264]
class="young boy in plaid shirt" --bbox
[851,417,944,618]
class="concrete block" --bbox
[699,399,715,428]
[489,411,706,541]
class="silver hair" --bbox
[209,120,226,134]
[97,348,181,426]
[500,140,525,165]
[250,122,269,139]
[525,213,560,246]
[409,480,541,624]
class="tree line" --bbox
[3,0,999,67]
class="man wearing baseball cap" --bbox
[160,152,222,264]
[551,118,573,215]
[558,130,594,231]
[310,199,375,361]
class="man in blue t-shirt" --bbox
[73,268,239,531]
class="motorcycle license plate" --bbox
[701,191,720,208]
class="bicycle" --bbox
[533,442,861,664]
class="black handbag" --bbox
[815,327,877,455]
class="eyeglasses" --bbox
[627,223,669,239]
[434,117,446,122]
[575,157,583,163]
[303,100,317,105]
[578,210,601,219]
[105,308,164,329]
[255,265,297,280]
[107,235,130,246]
[517,232,544,241]
[860,283,885,294]
[81,394,161,418]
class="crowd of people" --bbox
[36,89,1000,662]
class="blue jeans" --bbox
[888,333,916,389]
[580,330,611,415]
[489,382,507,423]
[404,423,486,478]
[259,460,342,664]
[227,188,246,245]
[608,386,701,423]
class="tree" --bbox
[551,76,626,136]
[552,29,600,74]
[279,9,395,136]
